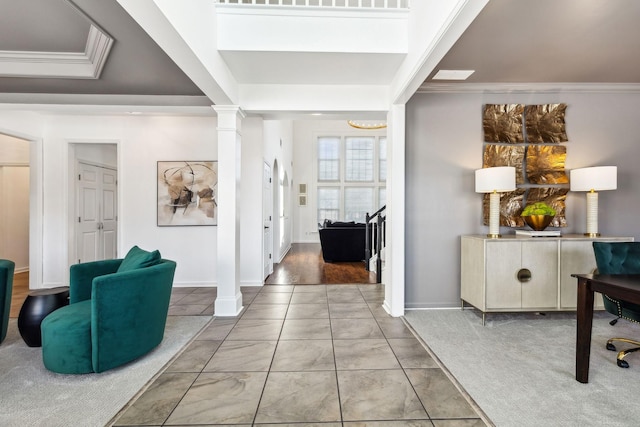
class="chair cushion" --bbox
[41,300,93,374]
[593,242,640,322]
[117,246,161,272]
[593,242,640,275]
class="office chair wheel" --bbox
[617,359,630,368]
[606,343,617,351]
[610,318,618,326]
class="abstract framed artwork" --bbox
[483,144,526,185]
[480,102,570,229]
[525,145,568,185]
[482,104,525,143]
[525,104,568,143]
[157,161,218,226]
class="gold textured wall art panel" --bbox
[526,145,568,184]
[483,104,524,143]
[525,104,568,143]
[483,189,526,227]
[483,144,525,185]
[525,188,568,228]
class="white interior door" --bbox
[263,162,273,279]
[76,163,117,263]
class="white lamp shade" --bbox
[475,166,516,193]
[570,166,617,191]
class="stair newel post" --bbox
[376,214,384,283]
[365,212,371,271]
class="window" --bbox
[345,137,373,181]
[379,137,387,182]
[317,187,340,222]
[316,134,386,224]
[345,187,373,222]
[318,137,340,181]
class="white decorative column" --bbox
[384,104,406,317]
[214,106,245,316]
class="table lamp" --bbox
[570,166,617,237]
[475,166,516,238]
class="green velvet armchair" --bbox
[593,241,640,368]
[0,259,15,344]
[41,249,176,374]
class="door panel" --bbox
[78,166,100,262]
[76,162,117,263]
[101,169,117,259]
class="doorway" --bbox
[0,133,30,273]
[71,143,118,264]
[263,161,273,279]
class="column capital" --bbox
[212,105,246,119]
[213,105,246,132]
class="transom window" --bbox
[317,135,386,224]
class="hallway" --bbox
[265,243,377,285]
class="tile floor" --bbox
[112,284,490,426]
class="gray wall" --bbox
[405,90,640,308]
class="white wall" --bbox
[405,90,640,308]
[74,143,117,167]
[0,112,226,288]
[264,120,294,262]
[292,119,386,243]
[0,110,294,291]
[240,116,265,286]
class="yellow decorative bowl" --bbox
[523,215,554,231]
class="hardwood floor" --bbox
[265,243,377,285]
[9,271,29,318]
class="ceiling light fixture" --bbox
[432,69,475,80]
[347,120,387,130]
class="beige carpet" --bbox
[0,316,210,427]
[405,309,640,427]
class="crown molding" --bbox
[0,93,214,114]
[416,82,640,94]
[0,25,113,79]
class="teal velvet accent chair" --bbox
[593,241,640,368]
[0,259,15,344]
[41,247,176,374]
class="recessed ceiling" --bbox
[0,0,89,52]
[425,0,640,85]
[0,0,206,102]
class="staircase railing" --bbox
[365,205,385,283]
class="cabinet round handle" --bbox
[517,268,532,283]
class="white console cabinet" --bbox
[460,234,633,322]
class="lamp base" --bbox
[584,232,601,238]
[487,233,501,239]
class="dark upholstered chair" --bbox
[0,259,15,344]
[593,241,640,368]
[41,247,176,374]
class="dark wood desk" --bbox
[573,274,640,383]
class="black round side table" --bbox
[18,286,70,347]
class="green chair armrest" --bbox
[90,260,176,373]
[70,259,123,303]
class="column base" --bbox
[214,293,244,317]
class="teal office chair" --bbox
[0,259,15,344]
[592,241,640,368]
